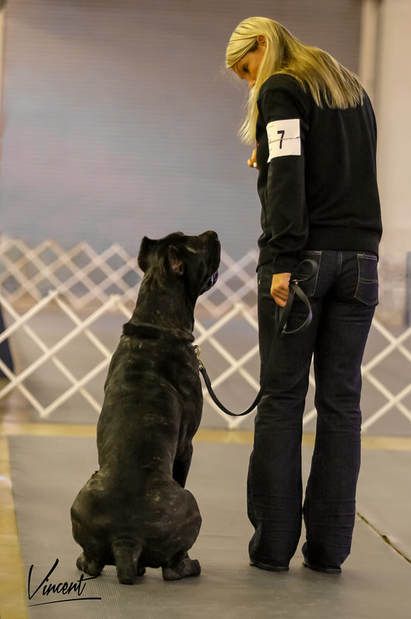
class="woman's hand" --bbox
[247,147,258,169]
[270,273,291,307]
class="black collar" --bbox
[122,321,194,343]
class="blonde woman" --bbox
[225,17,382,574]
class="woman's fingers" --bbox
[247,147,258,168]
[270,273,291,307]
[272,293,287,307]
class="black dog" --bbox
[71,230,220,584]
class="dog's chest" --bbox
[118,337,201,402]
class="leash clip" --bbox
[193,345,204,370]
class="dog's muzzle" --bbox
[200,270,218,294]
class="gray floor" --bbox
[8,436,411,619]
[358,449,411,559]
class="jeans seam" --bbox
[311,252,322,295]
[354,254,361,299]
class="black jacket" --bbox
[255,74,382,273]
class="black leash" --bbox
[195,259,318,417]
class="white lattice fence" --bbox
[0,239,141,309]
[0,237,410,432]
[0,236,259,317]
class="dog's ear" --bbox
[137,236,157,272]
[167,245,184,276]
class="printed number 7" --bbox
[277,130,285,149]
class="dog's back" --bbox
[97,331,201,468]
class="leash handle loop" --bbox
[279,281,313,336]
[277,259,317,337]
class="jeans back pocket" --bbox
[354,253,379,306]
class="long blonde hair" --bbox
[225,16,364,144]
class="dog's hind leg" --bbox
[162,551,201,581]
[112,538,143,585]
[72,518,105,577]
[173,444,193,488]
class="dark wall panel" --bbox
[1,0,361,257]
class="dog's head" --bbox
[138,230,221,299]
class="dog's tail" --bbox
[111,537,143,585]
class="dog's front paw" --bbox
[162,557,201,581]
[76,552,103,577]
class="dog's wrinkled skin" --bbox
[71,230,220,584]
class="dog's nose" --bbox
[203,230,218,240]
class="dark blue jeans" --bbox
[248,250,378,568]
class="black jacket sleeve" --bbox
[259,81,309,274]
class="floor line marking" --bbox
[0,436,28,619]
[1,423,411,450]
[357,511,411,565]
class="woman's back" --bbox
[255,74,382,268]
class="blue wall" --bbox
[0,0,361,259]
